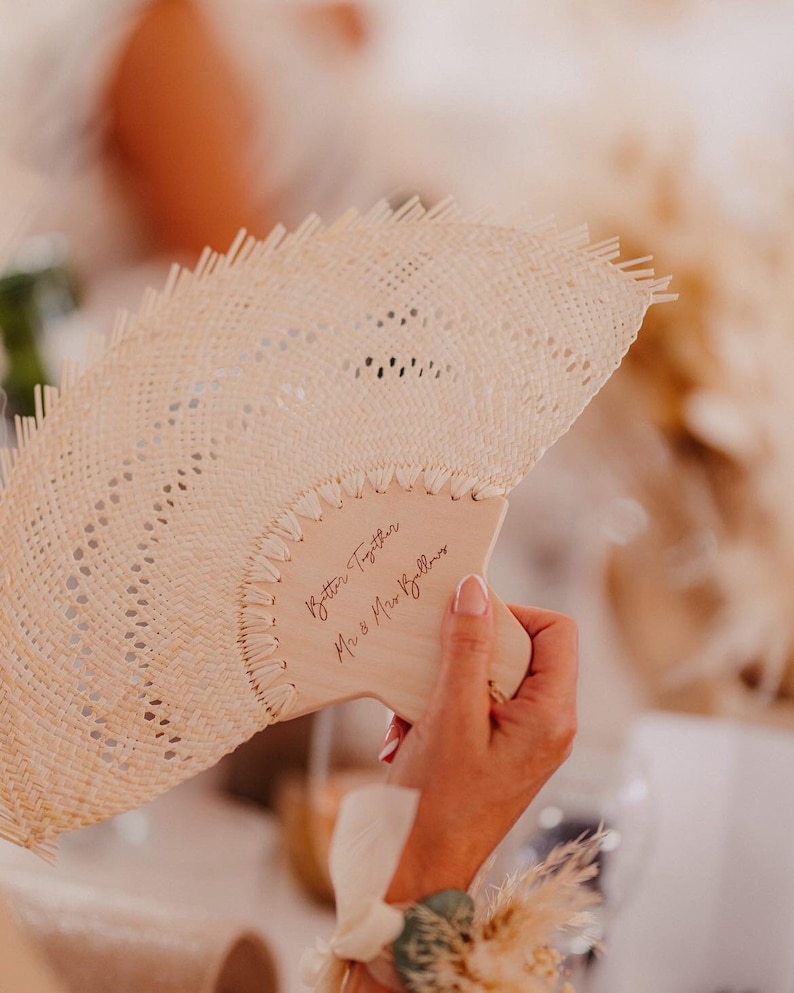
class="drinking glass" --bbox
[496,737,653,971]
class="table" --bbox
[0,769,335,993]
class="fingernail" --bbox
[453,574,489,616]
[378,736,400,763]
[378,718,403,764]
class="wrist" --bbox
[386,832,483,904]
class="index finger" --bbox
[507,605,578,703]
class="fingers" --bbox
[424,574,494,735]
[507,605,578,705]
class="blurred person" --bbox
[2,0,430,369]
[104,0,392,261]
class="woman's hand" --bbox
[382,574,578,903]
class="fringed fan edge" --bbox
[0,197,675,492]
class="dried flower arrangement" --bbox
[389,835,602,993]
[576,131,794,727]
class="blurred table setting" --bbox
[3,707,794,992]
[0,765,333,993]
[592,713,794,993]
[490,711,794,992]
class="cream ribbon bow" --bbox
[300,783,421,993]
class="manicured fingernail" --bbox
[378,736,400,763]
[378,716,404,764]
[453,574,489,616]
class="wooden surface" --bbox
[261,481,531,723]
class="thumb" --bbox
[427,574,494,733]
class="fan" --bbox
[0,200,672,855]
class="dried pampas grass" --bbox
[569,123,794,728]
[397,835,602,993]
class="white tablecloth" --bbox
[0,769,334,993]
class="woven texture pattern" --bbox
[0,201,671,854]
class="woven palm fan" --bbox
[0,200,672,856]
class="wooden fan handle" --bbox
[488,589,533,704]
[246,481,530,724]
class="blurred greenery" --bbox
[0,249,80,417]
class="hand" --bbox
[381,574,578,903]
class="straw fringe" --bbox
[252,558,281,583]
[318,479,343,509]
[0,198,673,493]
[424,467,452,495]
[294,491,323,522]
[0,198,672,850]
[245,608,276,630]
[0,788,26,848]
[341,471,366,499]
[395,466,422,491]
[240,466,506,701]
[260,682,298,722]
[366,466,394,493]
[0,755,58,860]
[249,656,286,689]
[259,536,291,562]
[585,235,622,261]
[555,222,591,250]
[272,511,303,541]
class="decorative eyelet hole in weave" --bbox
[0,200,672,854]
[354,353,455,383]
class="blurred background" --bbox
[2,2,794,991]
